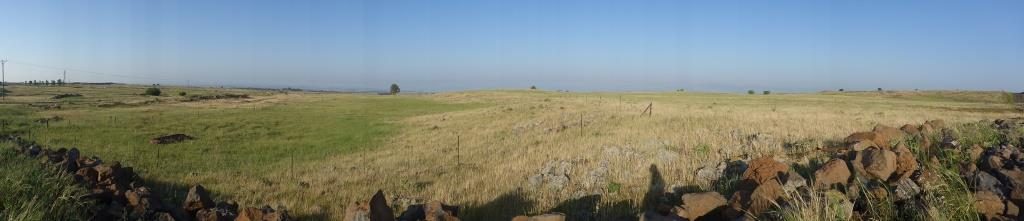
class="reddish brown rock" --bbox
[676,192,727,220]
[892,144,919,180]
[852,148,898,181]
[424,201,460,221]
[873,124,905,148]
[975,191,1009,220]
[970,145,986,163]
[920,123,935,135]
[900,124,921,135]
[741,156,789,187]
[813,159,851,189]
[748,180,785,217]
[996,169,1024,202]
[235,207,264,221]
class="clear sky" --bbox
[1,0,1022,92]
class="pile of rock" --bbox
[52,93,83,99]
[150,134,195,144]
[3,135,289,221]
[640,119,1005,220]
[344,190,461,221]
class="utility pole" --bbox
[1,59,7,101]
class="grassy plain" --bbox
[1,84,1022,220]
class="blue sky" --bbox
[1,0,1021,92]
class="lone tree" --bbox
[747,90,755,95]
[763,90,771,95]
[530,85,537,90]
[877,88,883,92]
[390,83,401,95]
[839,88,845,92]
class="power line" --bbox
[6,59,182,82]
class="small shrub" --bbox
[877,88,883,92]
[748,90,755,95]
[839,88,844,92]
[530,85,537,90]
[763,90,771,95]
[178,91,187,96]
[144,87,162,96]
[607,182,621,193]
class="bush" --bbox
[748,90,755,95]
[144,87,162,96]
[763,90,771,95]
[839,88,845,92]
[178,91,187,96]
[530,85,537,90]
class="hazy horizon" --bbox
[2,0,1022,92]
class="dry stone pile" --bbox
[3,135,290,221]
[344,190,461,221]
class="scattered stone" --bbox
[675,192,727,220]
[892,178,922,201]
[975,191,1009,220]
[892,144,919,180]
[814,159,851,189]
[184,185,216,214]
[971,172,1005,196]
[696,161,727,181]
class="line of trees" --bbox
[24,80,65,86]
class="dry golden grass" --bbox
[221,90,1021,219]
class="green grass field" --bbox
[0,142,93,221]
[2,84,1023,220]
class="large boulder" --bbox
[727,180,784,219]
[995,169,1024,203]
[675,192,727,220]
[813,159,851,189]
[741,156,789,187]
[852,148,898,181]
[975,191,1017,220]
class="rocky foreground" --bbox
[342,118,1024,221]
[4,135,291,221]
[7,118,1024,221]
